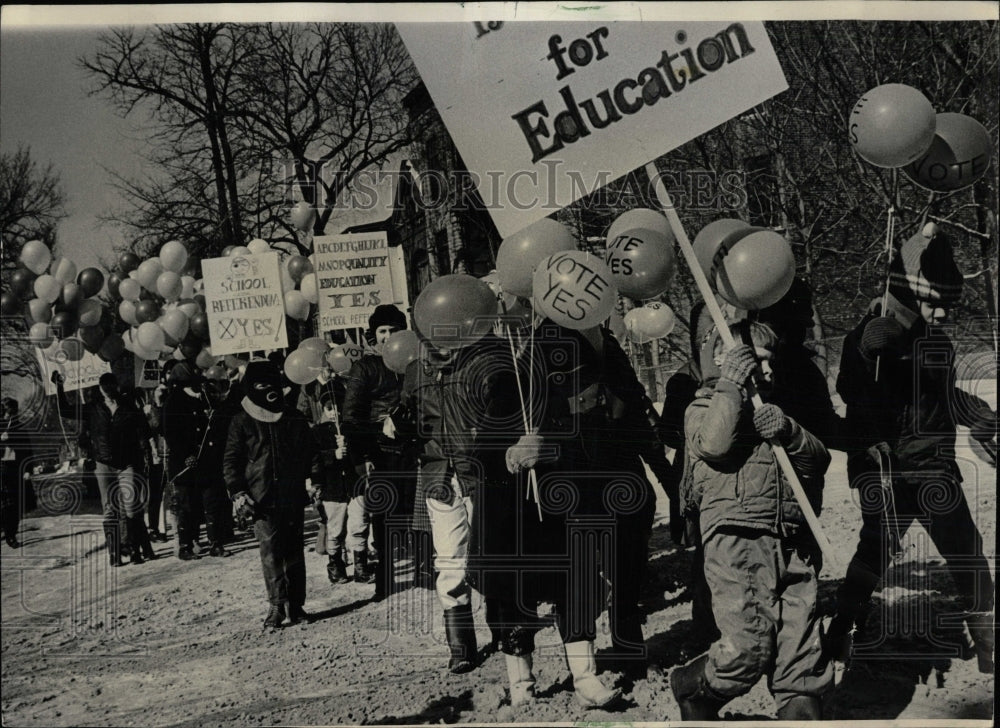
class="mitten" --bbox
[232,492,256,522]
[505,433,545,473]
[753,404,792,440]
[720,344,758,386]
[184,455,198,470]
[51,371,64,385]
[866,441,894,468]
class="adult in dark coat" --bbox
[1,398,27,548]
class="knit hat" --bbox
[241,359,284,413]
[368,304,406,334]
[166,361,199,385]
[889,223,963,306]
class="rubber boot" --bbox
[327,553,349,584]
[776,694,822,721]
[104,523,124,567]
[263,603,285,629]
[373,549,391,602]
[504,653,536,707]
[132,515,157,560]
[443,603,478,673]
[565,640,621,709]
[353,550,375,584]
[285,602,312,625]
[670,654,727,721]
[610,615,647,680]
[966,611,995,673]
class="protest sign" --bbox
[312,232,396,332]
[36,345,110,395]
[397,21,788,236]
[201,251,288,356]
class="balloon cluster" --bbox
[283,336,329,385]
[850,83,993,191]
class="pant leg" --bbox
[254,513,286,605]
[1,461,22,537]
[770,540,833,710]
[202,483,229,546]
[147,462,164,531]
[174,485,199,549]
[345,495,370,553]
[94,462,118,523]
[324,500,349,555]
[427,481,473,610]
[609,482,656,652]
[280,508,307,608]
[702,529,779,700]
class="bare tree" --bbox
[1,146,66,275]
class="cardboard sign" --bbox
[36,345,111,395]
[397,21,788,236]
[313,233,396,332]
[134,357,163,389]
[201,251,288,356]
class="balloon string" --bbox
[504,325,530,434]
[876,205,895,382]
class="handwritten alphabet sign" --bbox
[313,232,396,332]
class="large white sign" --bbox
[397,21,788,236]
[201,251,288,356]
[36,346,111,395]
[313,233,396,332]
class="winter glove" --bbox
[970,413,997,443]
[720,344,758,386]
[51,371,64,386]
[866,441,894,468]
[232,491,256,522]
[753,404,792,441]
[184,455,198,471]
[505,433,548,474]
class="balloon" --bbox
[204,365,227,382]
[692,219,754,280]
[79,325,105,353]
[279,260,295,294]
[118,252,141,273]
[180,275,196,300]
[496,218,577,297]
[229,246,252,257]
[413,274,497,349]
[247,238,271,254]
[29,322,54,348]
[298,337,329,356]
[57,337,86,363]
[286,255,313,284]
[78,298,103,327]
[713,230,796,310]
[60,283,84,310]
[119,277,142,302]
[624,308,652,343]
[119,300,139,326]
[635,301,676,339]
[223,355,247,371]
[10,267,37,300]
[299,273,318,304]
[159,240,189,272]
[221,246,235,257]
[135,259,163,290]
[326,343,364,375]
[50,257,77,285]
[195,346,216,370]
[27,298,52,324]
[605,225,677,299]
[189,312,210,340]
[98,333,125,362]
[531,251,617,330]
[181,254,201,278]
[194,293,206,309]
[133,342,160,361]
[160,309,189,341]
[290,200,316,232]
[382,330,420,374]
[51,310,78,338]
[106,273,121,299]
[177,299,201,319]
[606,208,673,244]
[156,271,183,301]
[34,274,61,304]
[849,83,936,168]
[135,300,161,324]
[20,240,52,275]
[77,267,105,297]
[137,321,165,351]
[284,290,310,321]
[903,112,993,192]
[283,348,324,385]
[0,292,20,316]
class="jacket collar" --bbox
[241,397,283,423]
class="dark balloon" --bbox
[107,273,122,299]
[0,292,20,316]
[134,300,161,324]
[98,333,125,362]
[10,268,37,300]
[119,252,141,274]
[61,283,84,310]
[194,294,206,311]
[79,324,106,353]
[181,254,202,278]
[189,312,210,340]
[77,267,105,297]
[51,310,79,338]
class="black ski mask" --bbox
[241,360,284,414]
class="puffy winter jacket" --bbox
[223,408,318,510]
[685,379,830,542]
[415,334,520,499]
[341,354,402,468]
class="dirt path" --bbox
[2,437,995,726]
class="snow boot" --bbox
[353,549,375,584]
[504,653,536,707]
[327,553,349,584]
[263,603,285,629]
[286,602,312,625]
[776,694,822,721]
[670,654,727,721]
[565,640,621,710]
[966,611,995,673]
[104,523,124,567]
[443,603,478,674]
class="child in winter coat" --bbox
[671,320,833,721]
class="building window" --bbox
[411,249,431,294]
